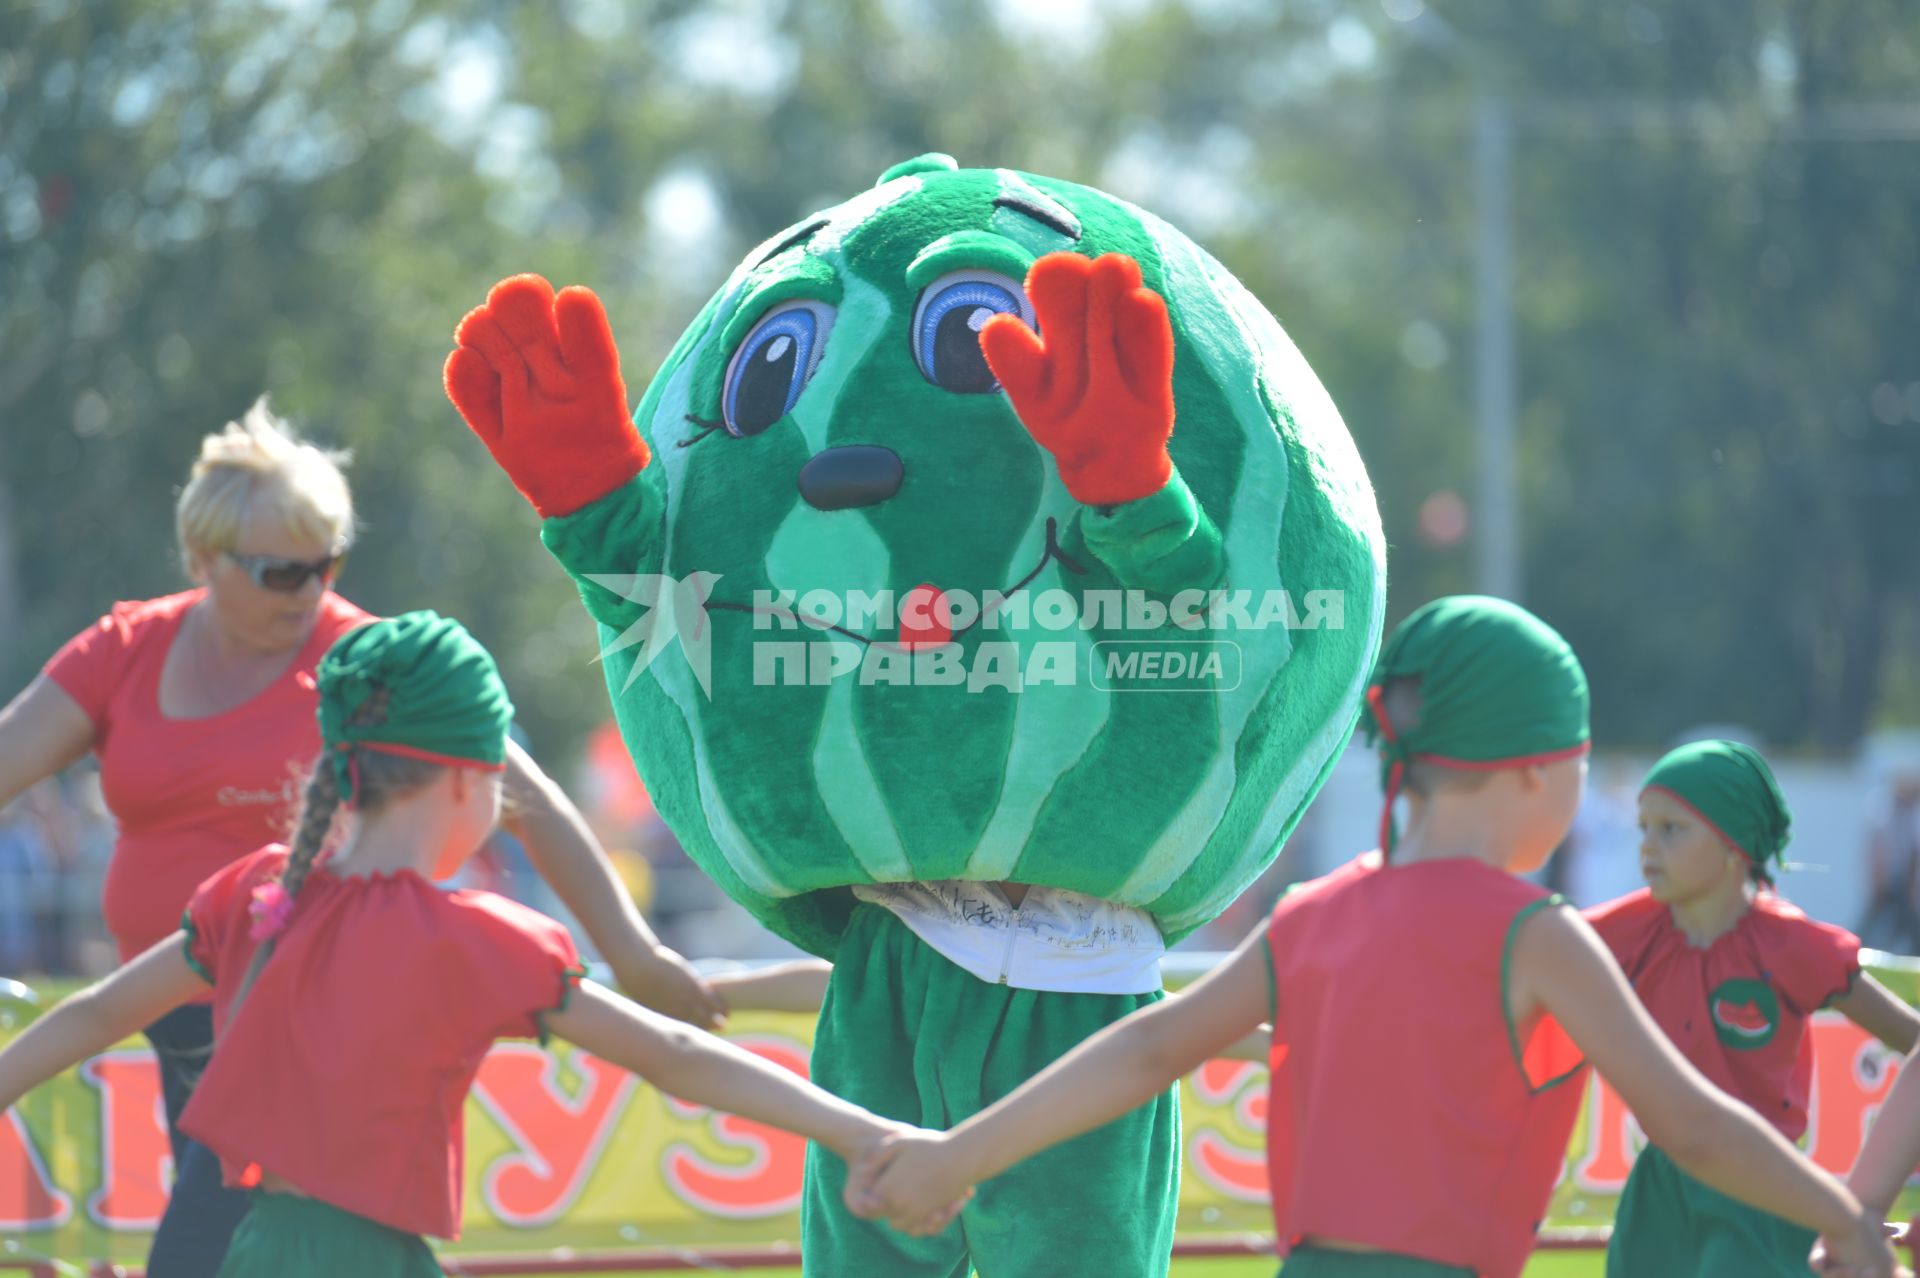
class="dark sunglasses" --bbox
[224,550,346,593]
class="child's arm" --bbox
[706,960,832,1015]
[543,980,909,1165]
[848,922,1271,1230]
[1513,905,1893,1275]
[1831,973,1920,1055]
[0,934,207,1112]
[500,739,726,1032]
[1214,1025,1274,1062]
[1848,1041,1920,1218]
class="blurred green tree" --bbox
[2,0,1916,764]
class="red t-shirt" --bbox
[1265,854,1588,1278]
[43,589,372,960]
[178,846,585,1240]
[1585,887,1860,1141]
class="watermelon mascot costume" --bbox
[445,154,1385,1276]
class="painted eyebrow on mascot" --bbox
[444,152,1384,1278]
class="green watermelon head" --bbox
[603,155,1384,956]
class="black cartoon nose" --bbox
[798,445,904,511]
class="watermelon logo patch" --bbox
[1708,978,1780,1051]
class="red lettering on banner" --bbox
[471,1045,638,1228]
[1186,1060,1269,1203]
[661,1036,809,1219]
[0,1109,72,1230]
[1573,1015,1904,1196]
[1805,1018,1901,1173]
[1571,1076,1640,1195]
[81,1051,169,1229]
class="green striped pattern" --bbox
[561,164,1384,956]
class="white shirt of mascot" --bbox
[851,880,1166,995]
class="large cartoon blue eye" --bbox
[910,270,1035,394]
[722,301,835,437]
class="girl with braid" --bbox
[0,401,723,1276]
[848,597,1897,1278]
[0,612,941,1277]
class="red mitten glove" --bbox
[980,252,1176,507]
[444,274,650,519]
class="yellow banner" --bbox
[2,988,1916,1263]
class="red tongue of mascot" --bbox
[898,582,952,649]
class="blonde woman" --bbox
[0,398,722,1277]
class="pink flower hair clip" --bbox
[248,882,296,942]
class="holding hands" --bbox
[607,942,728,1033]
[844,1128,978,1238]
[1809,1221,1908,1278]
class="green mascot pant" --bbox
[801,903,1180,1277]
[1606,1145,1816,1278]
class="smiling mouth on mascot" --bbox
[445,152,1386,960]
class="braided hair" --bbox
[225,686,444,1017]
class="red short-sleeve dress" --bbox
[1585,888,1861,1273]
[178,846,586,1240]
[1586,887,1859,1141]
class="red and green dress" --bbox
[1265,853,1589,1278]
[1585,888,1860,1277]
[177,846,585,1277]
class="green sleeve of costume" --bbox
[539,473,668,633]
[1077,464,1224,597]
[178,908,214,985]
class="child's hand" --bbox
[1810,1215,1902,1277]
[704,959,832,1015]
[610,944,727,1031]
[844,1128,974,1236]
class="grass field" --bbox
[523,1254,1606,1277]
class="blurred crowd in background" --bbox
[7,726,1919,981]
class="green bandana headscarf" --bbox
[316,611,514,805]
[1641,740,1792,877]
[1361,595,1591,852]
